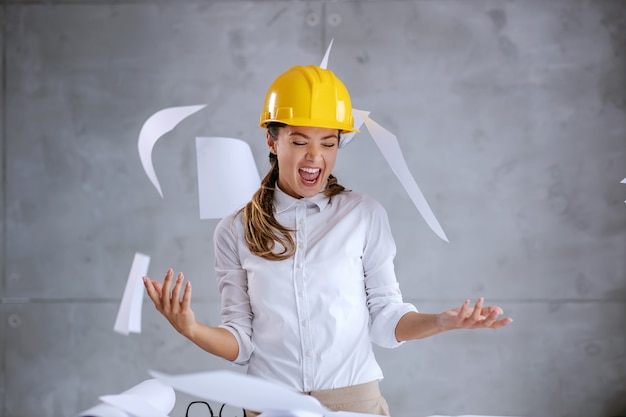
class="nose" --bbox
[305,143,322,161]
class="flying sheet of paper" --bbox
[150,370,328,415]
[333,413,395,417]
[359,112,449,242]
[258,412,321,417]
[113,252,150,335]
[138,105,206,198]
[319,39,365,146]
[196,137,261,219]
[75,402,129,417]
[258,411,387,417]
[341,108,369,147]
[319,38,334,69]
[100,379,175,417]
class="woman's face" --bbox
[268,125,339,199]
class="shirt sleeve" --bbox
[361,196,418,349]
[213,214,254,365]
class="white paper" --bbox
[150,370,328,415]
[258,412,384,417]
[259,412,322,417]
[99,379,175,417]
[359,112,449,242]
[319,41,364,146]
[196,137,261,219]
[320,38,334,69]
[331,412,389,417]
[114,252,150,335]
[340,108,369,147]
[138,105,206,198]
[75,402,129,417]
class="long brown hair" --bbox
[239,123,347,261]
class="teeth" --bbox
[300,167,320,173]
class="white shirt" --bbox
[213,186,417,392]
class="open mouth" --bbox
[299,167,321,185]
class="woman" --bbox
[144,65,512,416]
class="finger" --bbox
[143,275,154,295]
[151,280,163,294]
[143,277,162,310]
[471,297,484,322]
[161,268,174,311]
[181,281,192,311]
[457,299,471,322]
[170,272,184,313]
[481,309,499,328]
[491,317,514,329]
[481,305,504,316]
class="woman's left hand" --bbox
[437,297,513,331]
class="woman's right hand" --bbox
[144,268,197,337]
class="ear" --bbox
[266,131,276,154]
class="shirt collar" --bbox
[274,184,330,214]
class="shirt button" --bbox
[298,291,304,297]
[301,320,307,327]
[305,351,311,357]
[297,263,302,269]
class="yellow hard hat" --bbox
[259,65,359,133]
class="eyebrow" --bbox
[289,132,339,140]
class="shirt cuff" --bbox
[219,324,253,365]
[370,303,419,349]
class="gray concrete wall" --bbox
[1,1,625,416]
